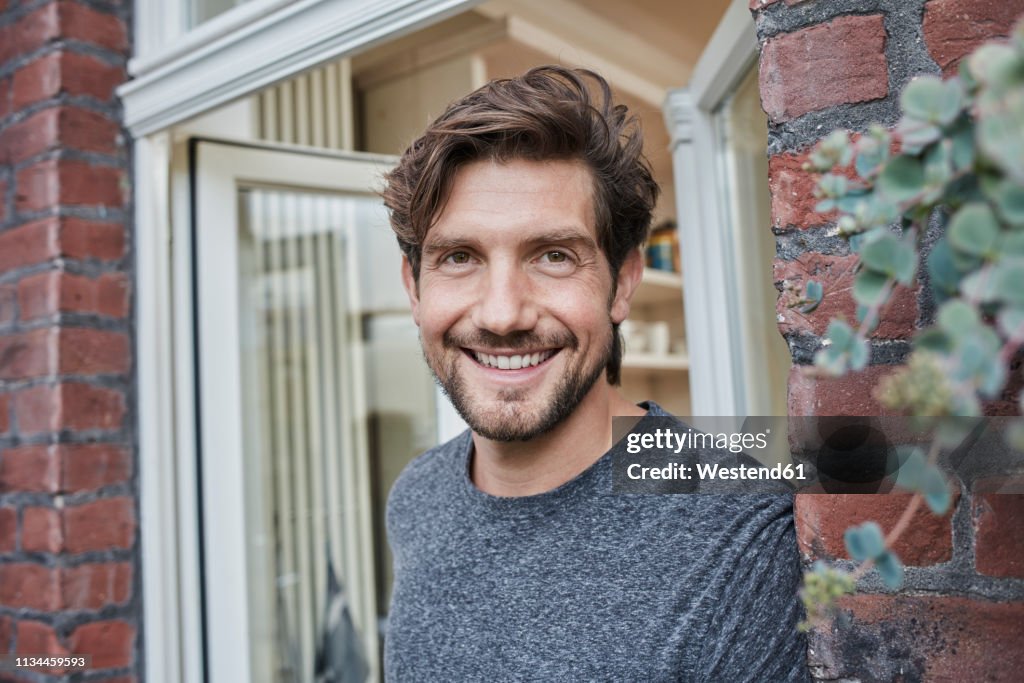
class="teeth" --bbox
[473,350,555,369]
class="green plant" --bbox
[792,19,1024,628]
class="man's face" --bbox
[402,158,636,441]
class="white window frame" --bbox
[131,4,484,682]
[662,0,759,416]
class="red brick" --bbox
[796,493,956,566]
[0,444,60,493]
[759,15,889,123]
[58,2,129,54]
[788,364,900,416]
[61,442,131,491]
[0,615,12,652]
[0,108,121,166]
[63,497,134,553]
[22,506,62,553]
[0,563,60,610]
[811,595,1024,680]
[0,285,14,326]
[59,328,130,375]
[0,219,60,275]
[0,506,15,552]
[16,620,67,657]
[0,4,61,67]
[974,477,1024,577]
[0,328,55,380]
[0,177,6,224]
[0,394,9,436]
[59,217,125,261]
[61,562,131,609]
[768,149,832,230]
[923,0,1024,75]
[0,76,10,120]
[18,271,130,320]
[0,2,126,67]
[11,51,125,108]
[69,620,133,669]
[13,383,125,435]
[14,158,125,213]
[0,219,125,275]
[775,253,919,340]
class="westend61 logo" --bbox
[611,415,1024,495]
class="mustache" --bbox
[443,329,579,351]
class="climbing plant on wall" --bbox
[795,19,1024,626]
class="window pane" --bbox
[714,66,791,416]
[237,186,433,682]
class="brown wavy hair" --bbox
[381,65,660,384]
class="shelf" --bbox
[621,352,690,372]
[632,268,683,306]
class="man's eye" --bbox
[542,250,569,263]
[446,251,471,265]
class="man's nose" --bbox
[470,260,538,336]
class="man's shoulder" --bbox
[388,429,471,508]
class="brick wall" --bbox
[754,0,1024,680]
[0,0,137,680]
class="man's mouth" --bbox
[466,349,559,370]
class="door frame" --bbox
[663,0,759,416]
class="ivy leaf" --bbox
[845,521,886,562]
[1004,419,1024,451]
[977,88,1024,185]
[901,75,964,126]
[948,203,1000,257]
[853,270,890,306]
[860,235,917,285]
[801,280,824,313]
[998,232,1024,255]
[997,306,1024,338]
[878,156,926,202]
[875,551,905,590]
[923,467,951,515]
[850,337,870,371]
[950,119,976,171]
[985,177,1024,227]
[937,299,981,336]
[968,43,1024,92]
[926,239,965,299]
[914,328,953,353]
[894,446,928,491]
[992,260,1024,306]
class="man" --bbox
[381,66,808,681]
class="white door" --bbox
[190,139,449,683]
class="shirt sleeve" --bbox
[692,495,812,682]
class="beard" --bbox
[423,326,613,442]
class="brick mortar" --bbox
[2,206,128,232]
[0,38,127,79]
[0,96,126,133]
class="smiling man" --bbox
[381,66,808,681]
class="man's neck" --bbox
[469,384,646,497]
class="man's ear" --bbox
[610,247,645,324]
[401,256,421,326]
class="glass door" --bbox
[191,140,440,683]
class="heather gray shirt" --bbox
[385,403,809,681]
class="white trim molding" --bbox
[662,0,758,416]
[121,0,482,136]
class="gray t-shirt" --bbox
[385,403,809,681]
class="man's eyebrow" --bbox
[422,228,598,255]
[421,235,482,255]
